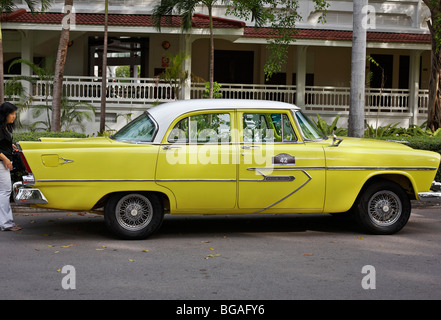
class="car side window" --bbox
[168,113,231,143]
[243,113,297,143]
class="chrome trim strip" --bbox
[36,179,235,183]
[255,170,313,213]
[327,166,437,171]
[60,157,74,165]
[37,179,156,182]
[247,166,326,171]
[156,179,236,182]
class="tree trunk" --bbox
[348,0,367,138]
[52,0,74,132]
[100,0,109,134]
[208,5,214,99]
[428,40,441,131]
[0,23,4,104]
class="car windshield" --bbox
[294,111,326,140]
[112,112,157,142]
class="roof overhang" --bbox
[1,11,432,50]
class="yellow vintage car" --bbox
[13,99,441,239]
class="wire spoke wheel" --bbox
[116,194,153,231]
[367,191,402,227]
[354,179,411,235]
[105,192,164,239]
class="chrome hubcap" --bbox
[368,191,402,227]
[116,194,153,231]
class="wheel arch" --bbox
[92,190,174,214]
[360,173,416,200]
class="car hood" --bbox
[331,137,414,151]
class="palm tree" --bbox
[422,0,441,131]
[99,0,109,134]
[0,0,52,103]
[152,0,222,99]
[348,0,367,138]
[52,0,74,132]
[153,1,330,96]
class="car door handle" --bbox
[241,145,260,149]
[162,145,181,150]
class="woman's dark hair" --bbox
[0,102,18,132]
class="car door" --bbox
[238,110,326,213]
[155,110,237,211]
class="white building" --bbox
[2,0,433,133]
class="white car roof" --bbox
[148,99,300,143]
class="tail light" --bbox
[19,150,32,174]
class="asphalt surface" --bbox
[1,202,441,302]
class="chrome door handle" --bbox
[162,145,181,150]
[241,145,260,149]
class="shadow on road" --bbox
[12,208,360,240]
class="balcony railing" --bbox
[4,75,429,115]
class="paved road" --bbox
[1,203,440,302]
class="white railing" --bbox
[191,82,296,104]
[418,89,429,114]
[4,75,428,115]
[303,86,414,114]
[5,75,178,104]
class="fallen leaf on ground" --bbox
[61,244,77,248]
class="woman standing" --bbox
[0,102,21,231]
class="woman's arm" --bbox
[0,152,13,170]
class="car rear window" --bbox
[112,112,157,142]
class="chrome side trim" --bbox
[327,166,437,171]
[36,179,235,183]
[156,179,236,182]
[247,166,326,171]
[60,157,74,165]
[37,179,156,183]
[242,167,295,182]
[255,170,313,213]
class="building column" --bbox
[20,30,33,126]
[180,34,193,100]
[296,46,308,108]
[408,50,421,125]
[21,30,33,93]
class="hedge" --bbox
[13,131,86,144]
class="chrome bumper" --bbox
[418,181,441,202]
[13,181,48,205]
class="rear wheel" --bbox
[104,192,164,239]
[353,180,411,234]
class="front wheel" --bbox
[353,180,411,235]
[104,192,164,239]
